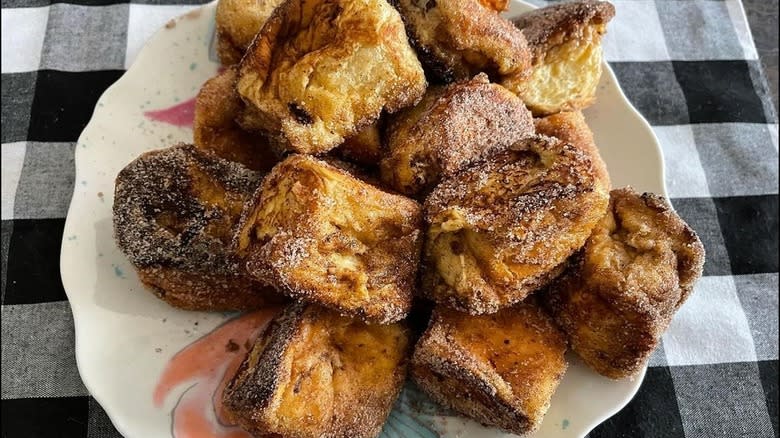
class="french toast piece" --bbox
[391,0,532,84]
[113,144,283,311]
[422,135,609,315]
[223,303,411,438]
[508,0,615,116]
[534,110,610,190]
[235,154,423,324]
[237,0,426,155]
[411,304,568,435]
[193,66,279,171]
[215,0,284,65]
[380,73,534,196]
[545,187,705,379]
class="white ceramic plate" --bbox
[61,1,666,437]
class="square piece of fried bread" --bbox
[235,154,423,324]
[237,0,426,155]
[411,304,568,435]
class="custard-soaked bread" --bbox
[113,144,282,311]
[380,73,534,196]
[224,303,411,438]
[215,0,284,65]
[546,187,705,379]
[508,0,615,115]
[336,120,385,167]
[391,0,532,84]
[411,304,568,435]
[235,154,423,323]
[534,111,610,190]
[422,135,609,314]
[237,0,426,155]
[193,67,278,171]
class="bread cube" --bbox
[422,135,609,314]
[392,0,532,84]
[545,187,705,378]
[508,0,615,115]
[380,73,534,196]
[411,304,568,435]
[237,0,426,155]
[193,66,279,171]
[223,303,411,438]
[113,144,283,311]
[235,154,423,323]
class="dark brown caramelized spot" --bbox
[392,0,532,84]
[288,102,314,125]
[113,144,262,275]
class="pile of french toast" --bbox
[112,0,706,436]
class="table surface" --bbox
[1,1,778,437]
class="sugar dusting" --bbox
[113,144,261,274]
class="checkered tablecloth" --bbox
[1,0,777,436]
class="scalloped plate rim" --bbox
[61,1,664,437]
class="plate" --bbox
[61,1,665,437]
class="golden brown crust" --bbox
[392,0,532,84]
[237,0,427,155]
[534,111,610,190]
[506,1,615,116]
[545,187,705,379]
[137,267,282,311]
[235,154,423,324]
[380,73,534,196]
[193,66,279,171]
[215,0,284,65]
[422,135,610,314]
[113,144,283,311]
[411,304,568,435]
[224,303,411,438]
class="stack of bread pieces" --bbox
[112,0,706,436]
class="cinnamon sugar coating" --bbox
[422,135,610,314]
[223,303,411,438]
[545,187,705,379]
[534,110,610,190]
[391,0,532,84]
[113,144,283,311]
[380,73,534,197]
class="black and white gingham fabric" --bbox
[1,0,777,436]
